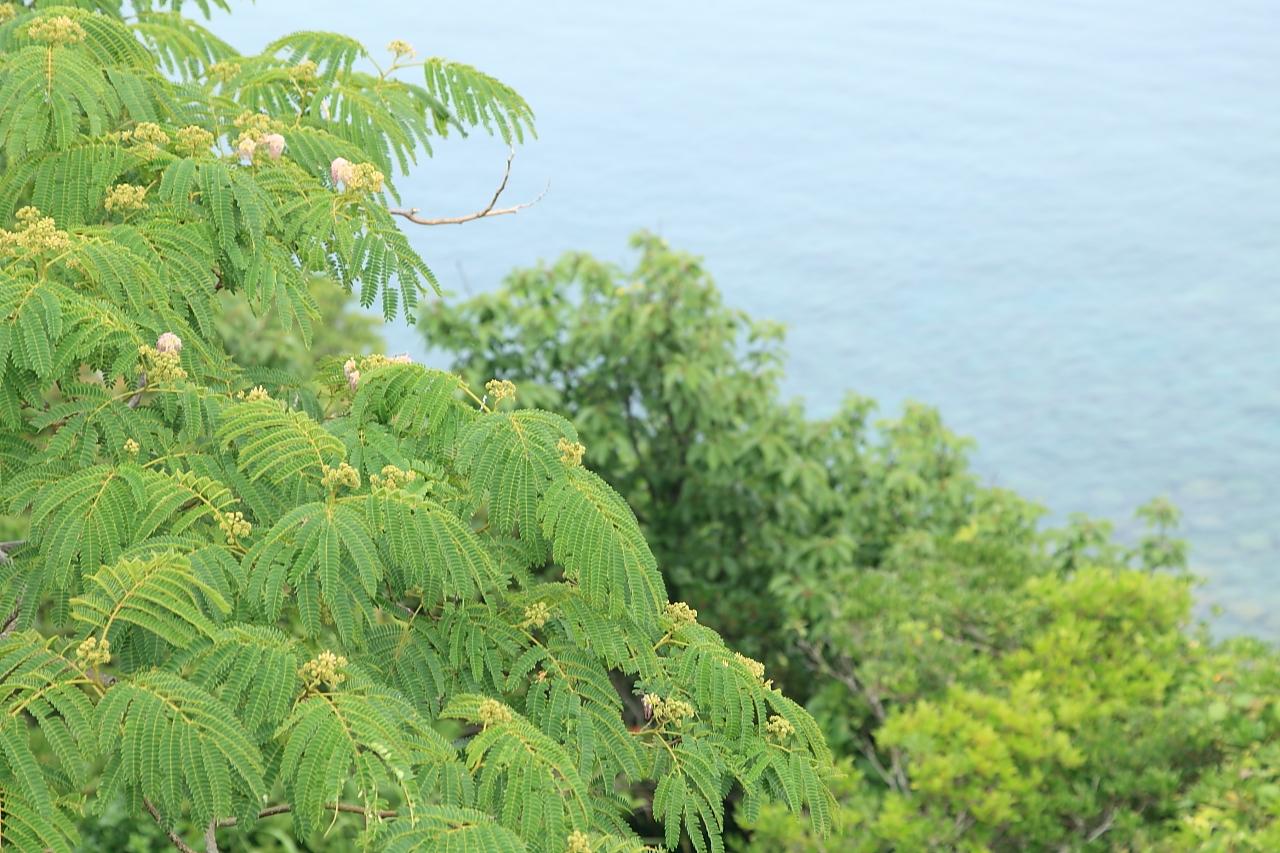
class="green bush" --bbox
[425,235,1280,850]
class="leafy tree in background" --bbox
[424,236,1280,850]
[0,4,832,852]
[421,234,849,675]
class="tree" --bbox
[424,237,1280,850]
[0,5,831,851]
[420,234,826,674]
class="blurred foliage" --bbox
[424,233,1280,850]
[217,275,386,378]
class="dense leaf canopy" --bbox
[0,3,832,851]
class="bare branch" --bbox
[144,799,198,853]
[0,542,23,637]
[204,822,220,853]
[0,603,21,637]
[388,148,547,226]
[796,636,911,794]
[1084,808,1116,844]
[216,802,398,829]
[127,372,147,409]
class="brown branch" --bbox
[204,821,220,853]
[216,802,398,829]
[0,542,23,637]
[127,372,147,409]
[144,799,198,853]
[0,603,21,637]
[796,636,911,794]
[388,148,547,226]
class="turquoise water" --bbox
[212,1,1280,636]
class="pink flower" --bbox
[330,157,354,187]
[390,354,413,364]
[261,133,286,160]
[236,137,257,161]
[346,369,360,392]
[156,332,183,354]
[343,358,358,378]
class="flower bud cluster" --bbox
[123,438,140,457]
[664,601,698,626]
[237,132,286,162]
[321,462,361,491]
[232,112,285,162]
[27,15,86,46]
[207,61,241,83]
[104,183,148,213]
[1,208,71,254]
[643,693,695,727]
[732,652,773,688]
[75,636,111,668]
[557,437,586,467]
[765,714,795,741]
[235,111,273,135]
[233,385,271,402]
[123,122,170,157]
[0,6,18,26]
[369,464,417,491]
[289,60,319,85]
[734,652,766,681]
[566,830,592,853]
[218,510,252,544]
[485,379,517,404]
[175,125,215,155]
[329,158,385,192]
[139,333,186,382]
[300,650,348,690]
[387,39,415,58]
[343,354,412,390]
[478,698,514,728]
[522,601,551,629]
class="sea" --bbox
[211,0,1280,637]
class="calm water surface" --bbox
[212,1,1280,636]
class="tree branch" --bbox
[204,821,220,853]
[388,148,547,226]
[1084,807,1116,844]
[796,636,911,794]
[0,542,23,637]
[0,603,21,637]
[215,802,398,829]
[127,372,147,409]
[144,799,198,853]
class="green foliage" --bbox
[420,234,803,668]
[0,6,829,852]
[424,235,1280,850]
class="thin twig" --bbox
[1084,808,1116,843]
[127,372,147,409]
[0,542,22,637]
[388,149,547,226]
[144,799,198,853]
[215,802,398,829]
[796,636,911,794]
[0,603,20,637]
